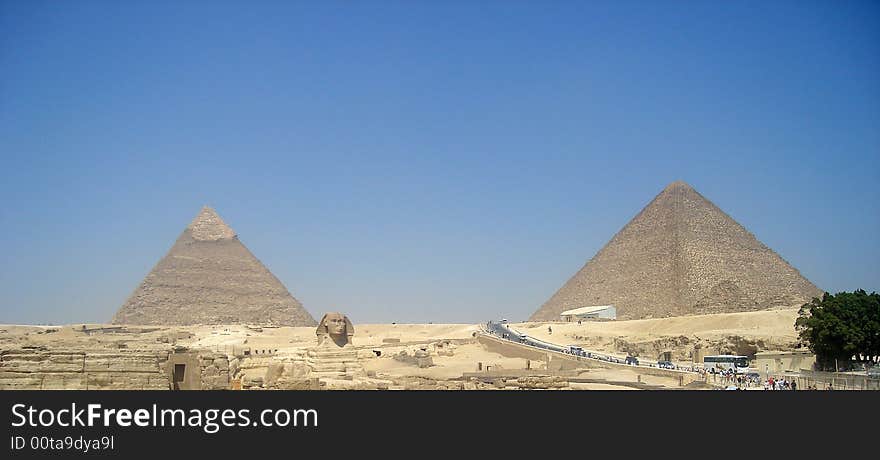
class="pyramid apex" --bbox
[188,206,236,241]
[664,180,694,191]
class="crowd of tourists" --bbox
[763,376,832,390]
[704,368,762,388]
[714,372,833,390]
[762,376,798,390]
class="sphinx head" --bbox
[316,312,354,347]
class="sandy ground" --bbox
[182,323,481,354]
[514,308,800,343]
[0,309,803,390]
[507,308,802,365]
[362,342,530,380]
[569,382,637,390]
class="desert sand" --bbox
[0,307,804,390]
[515,307,801,358]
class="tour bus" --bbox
[702,355,753,374]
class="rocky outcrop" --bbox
[611,334,797,362]
[393,348,434,368]
[511,375,569,390]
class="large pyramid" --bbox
[113,206,316,326]
[530,181,823,321]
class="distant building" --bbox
[754,350,816,375]
[559,305,616,322]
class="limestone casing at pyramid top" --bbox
[664,179,690,190]
[188,206,237,241]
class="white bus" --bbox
[703,355,753,374]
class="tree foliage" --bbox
[795,290,880,371]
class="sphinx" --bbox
[315,312,354,347]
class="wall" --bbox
[166,352,201,390]
[477,333,701,385]
[0,348,232,390]
[0,349,170,390]
[754,352,816,375]
[477,334,551,361]
[196,352,230,390]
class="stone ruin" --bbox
[306,312,365,381]
[393,348,434,368]
[241,312,390,390]
[610,334,796,363]
[433,340,455,357]
[0,347,230,390]
[395,375,568,391]
[507,375,569,390]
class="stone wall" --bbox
[196,352,231,390]
[477,334,552,362]
[0,348,231,390]
[0,349,170,390]
[509,375,568,389]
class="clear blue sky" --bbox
[1,1,878,325]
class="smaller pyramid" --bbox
[113,206,316,326]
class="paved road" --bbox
[482,320,700,374]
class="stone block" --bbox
[0,376,44,390]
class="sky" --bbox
[1,0,878,325]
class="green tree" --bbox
[795,290,880,371]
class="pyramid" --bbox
[530,181,823,321]
[113,206,316,326]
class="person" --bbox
[548,326,552,335]
[791,380,797,391]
